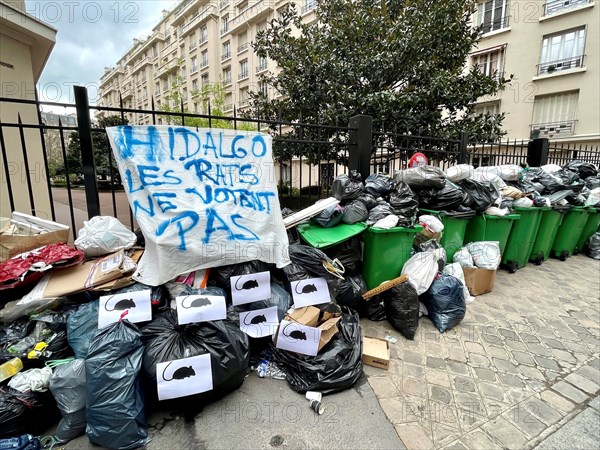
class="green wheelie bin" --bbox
[502,206,545,273]
[529,206,570,265]
[575,206,600,253]
[551,206,590,260]
[464,213,520,256]
[362,225,423,290]
[419,209,472,262]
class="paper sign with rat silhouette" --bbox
[175,295,227,325]
[290,277,331,308]
[230,271,271,306]
[156,353,213,401]
[239,306,278,338]
[98,289,152,328]
[275,319,321,356]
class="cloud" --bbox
[26,0,176,104]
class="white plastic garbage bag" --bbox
[485,206,509,216]
[466,241,501,270]
[443,263,475,304]
[75,216,137,257]
[445,164,474,183]
[419,215,444,233]
[373,214,399,229]
[8,366,53,392]
[474,165,521,181]
[585,188,600,206]
[401,251,440,295]
[541,164,562,174]
[471,171,507,190]
[453,247,474,268]
[513,197,534,208]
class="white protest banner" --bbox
[275,320,321,356]
[290,278,331,308]
[239,306,279,338]
[98,289,152,329]
[156,354,212,400]
[106,126,290,286]
[175,295,227,325]
[231,271,271,305]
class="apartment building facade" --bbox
[97,0,317,124]
[469,0,599,145]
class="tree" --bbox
[252,0,511,146]
[66,115,129,181]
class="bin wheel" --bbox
[560,251,569,262]
[534,255,544,266]
[507,262,518,274]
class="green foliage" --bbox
[252,0,511,145]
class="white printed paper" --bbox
[290,278,331,308]
[231,271,271,305]
[175,295,227,325]
[275,319,321,356]
[239,306,279,338]
[98,289,152,329]
[156,354,213,401]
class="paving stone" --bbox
[430,385,453,405]
[569,324,594,337]
[520,333,540,344]
[432,423,461,447]
[535,356,561,371]
[578,365,600,384]
[522,398,564,425]
[487,345,510,360]
[499,328,518,341]
[394,423,435,450]
[565,373,600,394]
[474,367,496,382]
[481,416,529,449]
[403,378,427,398]
[426,369,451,388]
[511,350,536,366]
[493,357,520,374]
[540,390,576,414]
[453,376,477,393]
[456,408,487,433]
[468,353,490,368]
[439,441,468,450]
[479,382,506,402]
[498,372,525,389]
[589,358,600,369]
[519,365,545,381]
[564,340,590,354]
[403,350,424,366]
[526,342,553,357]
[446,360,469,376]
[552,381,589,403]
[426,356,445,369]
[464,341,486,355]
[454,393,485,416]
[369,377,399,399]
[549,348,578,364]
[460,429,503,449]
[504,404,548,438]
[402,363,425,380]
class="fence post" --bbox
[458,132,469,164]
[348,115,373,181]
[527,138,549,167]
[74,85,100,218]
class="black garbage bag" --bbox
[0,435,42,449]
[0,319,35,348]
[331,171,364,201]
[565,193,586,206]
[367,202,394,224]
[389,182,419,218]
[585,232,600,260]
[214,260,272,294]
[538,172,565,194]
[554,168,580,185]
[335,275,367,313]
[0,387,60,439]
[365,298,387,321]
[420,274,465,333]
[381,282,419,340]
[312,204,344,228]
[341,200,368,224]
[141,310,249,408]
[286,245,343,298]
[323,237,362,276]
[364,174,396,197]
[584,175,600,190]
[458,179,498,212]
[86,320,149,450]
[394,166,446,190]
[356,193,379,210]
[418,183,464,211]
[270,308,362,395]
[49,359,87,444]
[66,301,98,359]
[439,207,477,219]
[565,160,598,179]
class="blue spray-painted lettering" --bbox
[133,195,155,218]
[154,192,178,212]
[116,125,164,162]
[174,127,202,161]
[251,135,267,157]
[203,208,234,244]
[231,214,260,241]
[203,131,218,158]
[230,135,248,159]
[239,163,259,185]
[156,211,199,251]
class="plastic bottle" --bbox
[0,434,36,449]
[0,357,23,383]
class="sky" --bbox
[25,0,177,108]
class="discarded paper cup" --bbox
[309,399,324,415]
[305,391,322,402]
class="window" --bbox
[163,78,169,90]
[223,66,232,85]
[256,55,268,73]
[238,32,248,53]
[200,25,208,43]
[544,0,589,16]
[477,0,510,34]
[201,73,209,87]
[221,15,229,34]
[239,59,248,80]
[256,21,267,34]
[193,102,198,113]
[222,41,231,61]
[191,56,198,73]
[474,101,500,116]
[302,0,317,14]
[201,50,209,68]
[182,88,188,101]
[538,27,585,75]
[258,81,268,97]
[189,33,197,50]
[181,66,187,78]
[531,91,578,136]
[472,46,505,80]
[192,79,199,91]
[239,87,249,106]
[224,93,233,111]
[152,45,158,59]
[155,82,160,94]
[237,2,247,14]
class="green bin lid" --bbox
[297,222,367,248]
[366,224,424,234]
[482,214,521,220]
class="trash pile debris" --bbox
[1,122,599,449]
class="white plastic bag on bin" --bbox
[513,197,534,208]
[466,241,501,270]
[445,164,474,183]
[585,188,600,206]
[419,215,444,233]
[474,165,521,182]
[401,251,440,295]
[74,216,137,257]
[453,247,474,268]
[373,214,399,229]
[471,171,507,190]
[443,262,475,304]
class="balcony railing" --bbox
[221,51,231,61]
[530,120,576,138]
[230,0,272,33]
[301,0,317,14]
[237,43,248,53]
[220,25,229,35]
[224,77,232,86]
[200,35,208,45]
[239,98,249,107]
[191,65,198,74]
[256,62,268,73]
[238,71,249,80]
[220,0,230,10]
[537,55,584,75]
[200,60,209,69]
[544,0,589,16]
[223,102,233,111]
[481,16,510,34]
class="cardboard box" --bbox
[362,336,390,370]
[462,267,496,296]
[276,306,341,354]
[0,212,70,262]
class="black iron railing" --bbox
[537,55,584,75]
[544,0,589,16]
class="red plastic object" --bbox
[408,152,428,168]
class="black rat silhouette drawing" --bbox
[235,277,259,291]
[282,323,307,341]
[294,282,318,295]
[181,296,212,309]
[104,296,136,312]
[243,313,267,326]
[161,360,196,381]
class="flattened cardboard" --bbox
[462,267,496,296]
[362,336,390,370]
[0,212,70,262]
